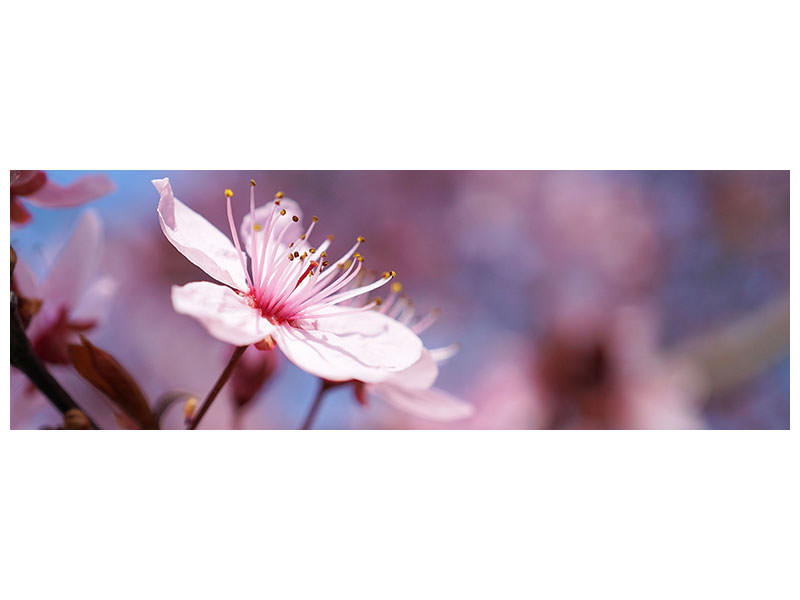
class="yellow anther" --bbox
[300,234,306,240]
[301,252,308,259]
[356,255,364,263]
[224,189,234,198]
[322,260,329,267]
[253,224,262,231]
[374,297,383,306]
[320,251,327,257]
[275,191,284,199]
[294,251,300,257]
[288,253,295,261]
[357,236,366,243]
[312,216,319,222]
[391,282,403,293]
[250,179,256,186]
[353,252,362,259]
[383,271,391,279]
[309,248,316,254]
[327,234,335,241]
[280,209,287,216]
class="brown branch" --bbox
[187,346,247,430]
[10,292,99,429]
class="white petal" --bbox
[369,383,475,421]
[382,349,438,389]
[41,210,102,310]
[171,281,273,346]
[154,178,248,291]
[273,310,423,382]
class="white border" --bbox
[3,2,796,599]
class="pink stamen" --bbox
[226,191,254,291]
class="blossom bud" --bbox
[230,346,278,410]
[183,396,198,424]
[63,409,92,430]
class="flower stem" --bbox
[187,345,247,430]
[301,379,342,430]
[10,293,99,429]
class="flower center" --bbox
[225,181,397,327]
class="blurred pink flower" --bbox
[10,170,115,226]
[14,211,117,364]
[533,303,702,429]
[155,178,422,383]
[11,210,117,427]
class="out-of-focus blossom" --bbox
[462,336,543,430]
[533,303,702,429]
[11,210,117,428]
[230,345,279,412]
[355,282,473,421]
[155,178,422,383]
[13,211,117,365]
[10,170,115,226]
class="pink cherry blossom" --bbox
[10,170,115,226]
[154,178,423,383]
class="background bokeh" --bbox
[10,171,790,429]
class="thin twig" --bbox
[301,379,346,430]
[187,346,247,430]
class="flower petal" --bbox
[273,310,423,382]
[26,174,115,207]
[72,276,118,324]
[429,344,460,364]
[41,210,102,311]
[368,383,475,421]
[382,349,438,389]
[154,178,248,290]
[171,281,273,346]
[12,256,39,298]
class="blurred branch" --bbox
[666,293,789,398]
[10,292,99,429]
[301,379,346,430]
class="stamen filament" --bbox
[226,191,254,291]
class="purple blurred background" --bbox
[10,171,789,429]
